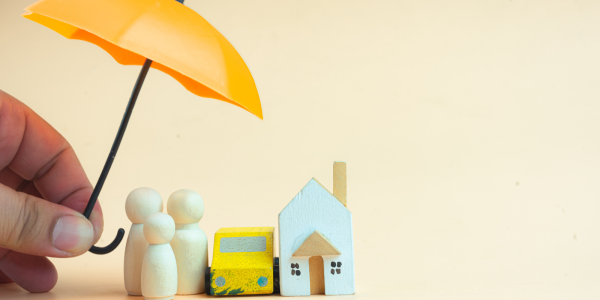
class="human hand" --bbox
[0,90,103,292]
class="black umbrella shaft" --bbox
[85,59,153,255]
[83,59,153,218]
[83,0,185,256]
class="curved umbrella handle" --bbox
[89,229,125,254]
[84,59,154,255]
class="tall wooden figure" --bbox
[141,213,178,300]
[167,189,208,294]
[124,187,163,295]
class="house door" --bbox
[309,256,325,294]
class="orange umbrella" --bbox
[23,0,262,254]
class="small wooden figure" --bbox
[141,212,178,300]
[124,187,163,296]
[208,227,276,296]
[167,189,209,295]
[278,161,355,296]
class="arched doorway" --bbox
[309,256,325,294]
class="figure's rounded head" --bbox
[167,189,204,224]
[143,212,175,245]
[125,187,163,224]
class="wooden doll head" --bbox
[167,189,204,224]
[143,212,175,245]
[125,187,163,224]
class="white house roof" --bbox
[279,178,351,218]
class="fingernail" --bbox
[53,215,94,254]
[89,209,104,240]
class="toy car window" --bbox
[220,236,267,253]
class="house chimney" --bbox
[333,161,347,207]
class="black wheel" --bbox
[205,267,212,296]
[273,257,280,294]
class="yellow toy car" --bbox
[205,227,280,296]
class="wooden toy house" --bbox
[278,162,355,296]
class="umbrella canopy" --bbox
[24,0,262,119]
[23,0,263,255]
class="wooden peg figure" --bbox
[124,187,163,296]
[141,213,178,300]
[167,189,208,294]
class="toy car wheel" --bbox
[273,257,280,294]
[205,266,211,296]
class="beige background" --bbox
[1,0,600,299]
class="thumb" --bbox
[0,183,94,257]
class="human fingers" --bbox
[1,167,102,234]
[0,90,103,243]
[0,250,57,293]
[0,168,23,190]
[0,183,94,257]
[0,168,102,250]
[0,169,43,199]
[0,268,12,284]
[15,181,43,199]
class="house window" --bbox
[291,263,301,276]
[330,261,342,275]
